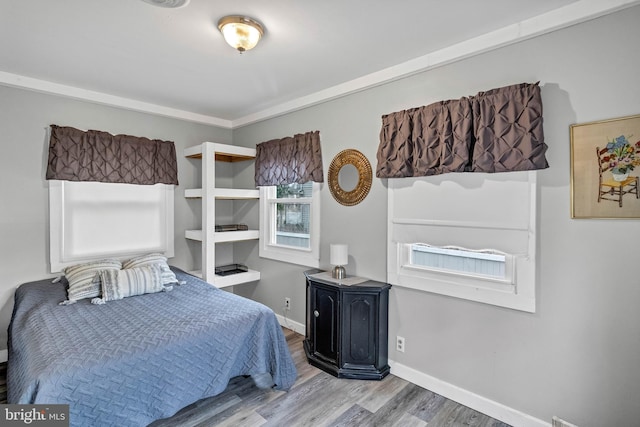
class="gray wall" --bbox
[232,7,640,427]
[2,6,639,426]
[0,86,231,346]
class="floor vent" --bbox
[552,416,579,427]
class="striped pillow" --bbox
[92,264,167,304]
[122,253,178,286]
[61,259,122,304]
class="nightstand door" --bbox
[341,291,377,369]
[310,284,339,364]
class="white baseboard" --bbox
[0,349,7,363]
[276,319,546,426]
[275,314,305,336]
[389,359,549,427]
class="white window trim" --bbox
[49,180,175,272]
[387,171,537,313]
[259,183,320,268]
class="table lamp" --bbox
[330,244,348,279]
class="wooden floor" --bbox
[151,329,512,427]
[1,330,512,426]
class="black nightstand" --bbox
[303,269,391,380]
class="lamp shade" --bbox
[218,15,264,52]
[330,244,348,266]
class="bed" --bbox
[7,267,297,427]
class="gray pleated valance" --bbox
[376,82,548,178]
[254,130,324,186]
[46,125,178,185]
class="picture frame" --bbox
[570,113,640,219]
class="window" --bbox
[49,180,174,272]
[397,243,517,296]
[259,182,320,267]
[408,244,513,283]
[387,171,537,312]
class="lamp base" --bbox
[332,265,346,279]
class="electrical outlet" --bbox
[396,336,405,352]
[284,297,291,310]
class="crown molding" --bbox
[231,0,640,127]
[1,0,638,130]
[0,71,232,128]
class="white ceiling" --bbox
[1,0,637,128]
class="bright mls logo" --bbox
[1,405,69,426]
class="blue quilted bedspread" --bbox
[8,268,297,426]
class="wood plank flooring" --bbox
[151,329,512,427]
[1,329,512,426]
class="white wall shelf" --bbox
[185,229,260,243]
[184,142,256,162]
[185,268,260,288]
[184,142,260,288]
[214,230,260,243]
[184,188,259,200]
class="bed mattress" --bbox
[8,267,297,426]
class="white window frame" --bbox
[387,171,537,313]
[49,180,175,272]
[259,182,320,268]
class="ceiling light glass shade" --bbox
[140,0,190,8]
[218,16,264,53]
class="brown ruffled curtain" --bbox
[376,82,548,178]
[46,125,178,185]
[377,98,473,177]
[472,83,547,173]
[254,130,324,186]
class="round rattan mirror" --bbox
[328,149,372,206]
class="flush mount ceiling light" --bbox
[217,15,264,53]
[140,0,190,8]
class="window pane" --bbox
[276,182,313,198]
[275,203,310,248]
[410,244,506,279]
[275,183,311,249]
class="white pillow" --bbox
[91,264,169,304]
[60,259,122,304]
[122,253,179,286]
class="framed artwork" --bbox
[570,114,640,219]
